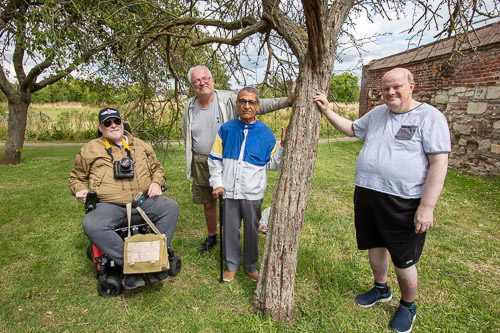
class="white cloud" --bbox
[335,1,499,79]
[230,6,439,87]
[334,12,435,78]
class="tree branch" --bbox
[303,0,325,70]
[152,16,259,34]
[191,20,270,47]
[262,33,273,85]
[11,1,28,84]
[12,35,26,83]
[31,49,97,92]
[21,57,53,91]
[0,63,15,99]
[262,0,308,61]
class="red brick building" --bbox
[359,21,500,176]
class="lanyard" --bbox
[104,137,132,160]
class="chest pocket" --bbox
[132,148,155,181]
[395,125,417,140]
[89,159,109,187]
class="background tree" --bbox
[0,0,209,164]
[328,72,360,103]
[0,0,128,164]
[0,0,289,165]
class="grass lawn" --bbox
[0,142,498,332]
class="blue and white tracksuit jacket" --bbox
[208,118,283,200]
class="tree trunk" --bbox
[253,60,331,323]
[1,93,30,165]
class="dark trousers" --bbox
[83,195,179,266]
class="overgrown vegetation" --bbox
[0,143,498,331]
[0,102,359,143]
[29,78,133,105]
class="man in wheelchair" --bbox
[69,107,179,290]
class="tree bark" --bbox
[253,0,353,323]
[253,60,331,322]
[1,92,30,165]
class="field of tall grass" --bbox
[0,102,359,142]
[0,103,103,142]
[258,102,359,140]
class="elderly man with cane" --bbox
[208,87,286,282]
[182,66,294,254]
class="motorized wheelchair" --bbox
[84,191,181,297]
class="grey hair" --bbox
[237,87,260,104]
[187,66,212,83]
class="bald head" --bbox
[381,68,419,113]
[382,68,414,85]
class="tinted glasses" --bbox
[237,99,258,107]
[102,118,122,127]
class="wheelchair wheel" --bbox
[86,245,93,260]
[168,256,181,276]
[97,276,122,297]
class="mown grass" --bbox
[0,142,498,332]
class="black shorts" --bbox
[354,186,426,269]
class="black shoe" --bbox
[197,236,217,254]
[390,304,417,332]
[355,286,392,307]
[122,274,145,290]
[147,271,169,284]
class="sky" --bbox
[2,1,498,89]
[231,18,429,87]
[233,14,422,87]
[232,1,499,88]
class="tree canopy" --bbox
[0,0,230,163]
[328,73,359,103]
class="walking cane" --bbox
[218,191,224,283]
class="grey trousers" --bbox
[223,198,262,272]
[83,195,179,266]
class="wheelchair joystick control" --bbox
[85,191,98,213]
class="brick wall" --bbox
[359,44,500,176]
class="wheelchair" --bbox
[84,191,181,297]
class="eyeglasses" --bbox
[191,76,212,86]
[237,99,258,107]
[102,118,122,127]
